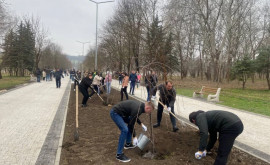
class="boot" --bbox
[153,123,160,128]
[173,127,179,132]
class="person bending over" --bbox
[189,110,244,165]
[110,100,153,162]
[78,73,93,107]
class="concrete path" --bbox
[111,79,270,163]
[0,77,70,165]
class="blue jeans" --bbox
[146,86,150,101]
[129,81,136,94]
[110,109,132,155]
[37,75,40,82]
[46,75,50,81]
[106,82,111,94]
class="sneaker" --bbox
[173,127,179,132]
[81,104,87,107]
[124,143,136,149]
[116,153,131,162]
[153,123,160,128]
[89,97,91,99]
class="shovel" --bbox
[91,87,108,106]
[74,85,79,141]
[158,100,179,120]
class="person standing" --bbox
[78,73,93,107]
[152,81,179,132]
[45,69,50,81]
[105,71,112,94]
[129,70,137,95]
[89,72,102,97]
[145,71,158,101]
[118,72,123,85]
[74,70,81,92]
[136,71,141,88]
[110,100,153,162]
[121,73,129,101]
[42,69,46,81]
[54,68,64,88]
[189,110,244,165]
[36,68,41,82]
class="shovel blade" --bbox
[74,128,79,141]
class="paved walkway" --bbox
[111,79,270,163]
[0,77,70,165]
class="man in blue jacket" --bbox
[129,70,137,95]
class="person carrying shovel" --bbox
[78,73,93,107]
[110,100,154,162]
[151,80,179,132]
[189,110,244,165]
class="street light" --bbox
[77,41,90,77]
[89,0,114,71]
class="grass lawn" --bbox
[0,76,30,90]
[176,88,270,117]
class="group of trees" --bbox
[83,0,270,89]
[0,1,71,78]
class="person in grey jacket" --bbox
[189,110,244,165]
[151,81,179,132]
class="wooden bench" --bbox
[193,86,221,102]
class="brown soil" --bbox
[60,85,269,165]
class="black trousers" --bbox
[79,86,89,105]
[214,121,244,165]
[121,87,128,101]
[89,85,98,97]
[157,102,176,128]
[74,80,79,90]
[56,78,61,88]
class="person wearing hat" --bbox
[189,110,244,165]
[78,73,93,107]
[110,100,154,162]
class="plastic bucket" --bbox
[137,133,150,150]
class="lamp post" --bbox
[77,41,90,77]
[89,0,114,71]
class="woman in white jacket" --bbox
[90,72,102,97]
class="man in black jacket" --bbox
[151,81,179,132]
[110,100,153,162]
[54,68,64,88]
[78,73,93,107]
[189,110,244,165]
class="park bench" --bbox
[193,86,221,102]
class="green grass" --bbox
[176,88,270,117]
[0,76,30,90]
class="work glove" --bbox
[142,124,147,132]
[195,151,207,159]
[133,137,138,146]
[167,107,171,112]
[151,95,156,101]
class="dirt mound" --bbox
[60,86,269,165]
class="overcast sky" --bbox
[8,0,116,56]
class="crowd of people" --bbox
[35,68,244,164]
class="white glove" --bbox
[167,107,171,112]
[133,137,138,146]
[202,150,207,157]
[195,151,206,159]
[142,124,147,132]
[151,96,156,100]
[129,81,131,83]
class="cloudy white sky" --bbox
[8,0,116,56]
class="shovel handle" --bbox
[157,100,179,120]
[76,85,79,128]
[92,87,105,102]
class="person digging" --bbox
[189,110,244,165]
[151,81,179,132]
[78,73,93,107]
[110,100,154,163]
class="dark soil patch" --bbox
[60,85,269,165]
